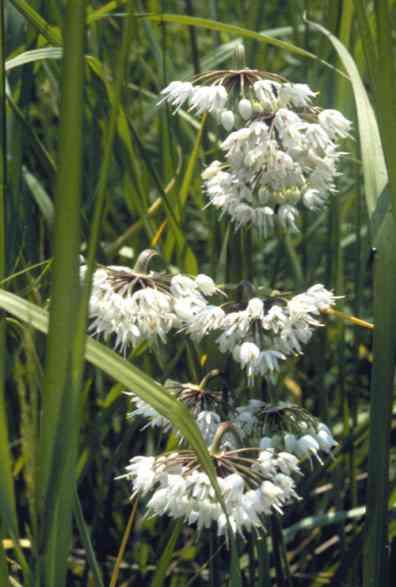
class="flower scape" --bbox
[85,55,349,540]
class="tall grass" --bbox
[0,1,395,585]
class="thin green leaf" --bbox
[5,47,63,71]
[149,520,183,587]
[38,2,86,585]
[364,213,396,587]
[0,0,24,577]
[22,167,54,229]
[0,528,9,587]
[163,113,206,263]
[307,18,387,222]
[9,0,62,45]
[87,0,127,24]
[371,0,396,229]
[145,13,348,76]
[73,487,105,587]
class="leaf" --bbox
[5,47,63,72]
[9,0,62,45]
[22,167,54,229]
[145,14,337,66]
[306,19,388,226]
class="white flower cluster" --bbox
[203,105,350,233]
[159,81,228,117]
[234,399,338,467]
[159,72,351,234]
[123,447,301,537]
[115,61,346,540]
[127,393,170,431]
[186,284,336,382]
[128,391,221,446]
[82,265,219,352]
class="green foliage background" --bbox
[0,1,396,586]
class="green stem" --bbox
[270,514,292,587]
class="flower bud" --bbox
[221,109,235,131]
[238,98,253,120]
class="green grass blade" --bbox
[0,0,21,571]
[37,1,86,584]
[77,0,135,386]
[145,13,339,66]
[9,0,62,45]
[5,47,63,71]
[358,2,396,585]
[353,0,378,86]
[22,167,54,229]
[87,0,127,24]
[311,9,396,587]
[149,520,183,587]
[371,0,396,229]
[364,213,396,587]
[0,527,9,586]
[306,19,387,220]
[163,113,206,263]
[73,486,105,587]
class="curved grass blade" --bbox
[145,13,347,76]
[306,18,387,222]
[5,47,63,72]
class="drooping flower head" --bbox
[182,282,337,383]
[82,250,223,352]
[234,400,338,467]
[127,371,227,444]
[159,64,352,235]
[122,439,302,538]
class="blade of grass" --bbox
[306,18,388,220]
[109,498,138,587]
[353,1,378,87]
[0,1,28,580]
[358,2,396,585]
[87,0,127,24]
[128,119,198,273]
[149,520,183,587]
[79,0,136,378]
[5,47,63,71]
[311,9,396,587]
[37,2,86,585]
[371,0,396,229]
[0,525,9,586]
[73,486,105,587]
[163,113,206,263]
[22,167,54,229]
[145,14,348,77]
[363,213,396,587]
[9,0,62,45]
